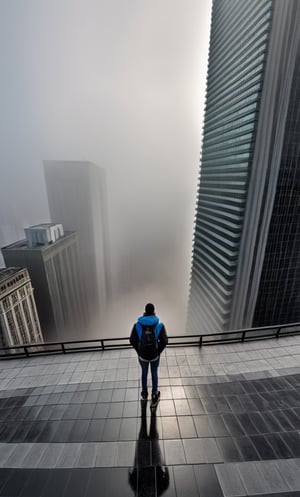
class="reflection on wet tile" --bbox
[173,465,199,497]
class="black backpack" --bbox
[137,323,159,360]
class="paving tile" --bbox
[178,416,197,438]
[236,460,270,494]
[161,416,180,439]
[19,468,51,497]
[183,438,206,464]
[215,462,247,497]
[194,464,223,497]
[164,439,186,465]
[38,443,65,468]
[193,415,214,437]
[95,442,117,467]
[0,468,33,496]
[173,465,199,497]
[115,441,135,467]
[3,443,32,468]
[56,444,81,468]
[40,468,71,497]
[276,459,300,491]
[22,443,47,467]
[257,460,290,493]
[75,443,98,467]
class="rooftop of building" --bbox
[0,267,24,284]
[0,334,300,496]
[1,231,76,252]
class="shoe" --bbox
[151,391,160,407]
[141,390,148,400]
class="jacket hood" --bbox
[137,315,159,326]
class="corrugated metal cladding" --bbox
[253,50,300,327]
[187,0,273,333]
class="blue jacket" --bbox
[130,314,168,361]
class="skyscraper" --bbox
[0,267,43,348]
[2,224,87,342]
[187,0,300,333]
[43,161,111,330]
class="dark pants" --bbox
[139,357,160,394]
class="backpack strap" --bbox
[155,322,163,340]
[136,323,142,340]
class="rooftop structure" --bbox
[0,334,299,496]
[1,230,87,343]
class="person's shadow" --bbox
[129,400,169,496]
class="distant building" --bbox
[43,161,111,328]
[1,224,87,342]
[0,267,43,348]
[187,0,300,333]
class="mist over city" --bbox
[0,1,212,341]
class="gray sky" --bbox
[0,0,212,336]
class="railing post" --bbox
[101,340,105,351]
[241,331,246,342]
[61,343,66,354]
[24,346,29,357]
[276,327,281,338]
[199,335,203,348]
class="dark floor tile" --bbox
[250,434,277,460]
[173,465,199,497]
[51,420,76,443]
[37,405,54,421]
[1,469,32,496]
[48,404,67,420]
[279,431,300,457]
[62,468,91,497]
[85,468,108,497]
[234,436,260,461]
[62,404,81,420]
[84,419,105,442]
[240,381,257,394]
[0,468,13,492]
[284,408,300,429]
[0,421,19,442]
[226,395,244,413]
[41,469,71,497]
[222,413,245,436]
[261,410,285,433]
[273,409,296,431]
[239,394,258,412]
[194,464,223,497]
[216,436,242,462]
[247,412,269,434]
[8,421,33,443]
[236,413,260,436]
[136,439,151,467]
[37,420,60,443]
[208,414,230,437]
[19,469,51,497]
[23,420,49,443]
[102,418,121,441]
[67,419,90,442]
[24,405,43,421]
[265,433,293,458]
[105,467,142,497]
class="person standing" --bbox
[130,303,168,406]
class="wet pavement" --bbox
[0,335,300,495]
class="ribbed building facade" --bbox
[0,268,43,347]
[187,0,300,333]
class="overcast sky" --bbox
[0,0,212,336]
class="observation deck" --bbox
[0,333,300,496]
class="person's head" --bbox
[144,303,155,316]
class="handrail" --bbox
[0,321,300,359]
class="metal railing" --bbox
[0,321,300,360]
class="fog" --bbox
[0,0,211,338]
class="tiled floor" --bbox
[0,335,300,495]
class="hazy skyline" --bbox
[0,0,212,336]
